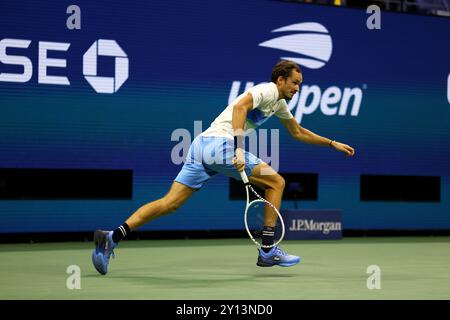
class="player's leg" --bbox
[247,163,299,266]
[118,135,209,241]
[199,137,299,266]
[92,181,199,275]
[203,140,284,235]
[203,139,298,265]
[247,163,285,228]
[125,181,195,229]
[92,135,212,275]
[91,182,195,275]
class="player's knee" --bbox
[273,174,285,191]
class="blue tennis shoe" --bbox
[92,230,117,275]
[257,246,300,267]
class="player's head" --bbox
[271,60,302,100]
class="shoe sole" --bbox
[257,259,301,267]
[92,251,107,275]
[256,262,274,267]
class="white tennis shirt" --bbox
[201,82,294,139]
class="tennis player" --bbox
[92,60,355,274]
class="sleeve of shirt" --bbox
[274,101,294,119]
[247,83,277,110]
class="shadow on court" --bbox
[84,271,298,288]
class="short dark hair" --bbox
[271,60,301,83]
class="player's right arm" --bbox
[232,93,253,172]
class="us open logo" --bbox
[258,22,333,69]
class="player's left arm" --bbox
[279,117,355,156]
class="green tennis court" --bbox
[1,237,449,300]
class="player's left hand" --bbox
[332,141,355,156]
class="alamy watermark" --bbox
[366,265,381,290]
[66,5,81,30]
[66,265,81,290]
[170,121,280,175]
[366,5,381,30]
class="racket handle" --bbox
[239,170,249,184]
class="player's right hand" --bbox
[232,148,246,172]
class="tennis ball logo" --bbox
[258,22,333,69]
[83,39,129,94]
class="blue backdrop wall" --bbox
[1,0,449,232]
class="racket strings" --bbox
[245,184,285,247]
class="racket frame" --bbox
[239,170,286,248]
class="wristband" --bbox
[329,140,335,147]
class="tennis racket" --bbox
[239,170,285,248]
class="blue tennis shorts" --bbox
[174,135,263,189]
